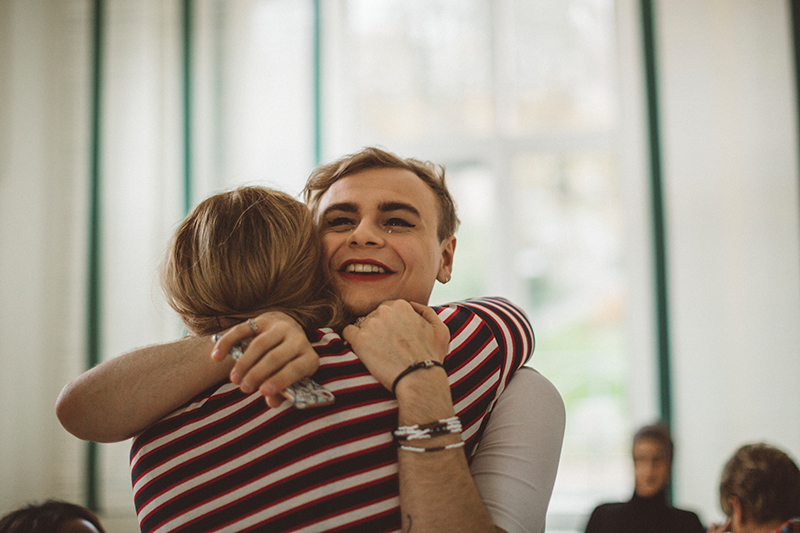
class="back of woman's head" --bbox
[719,443,800,524]
[162,186,346,335]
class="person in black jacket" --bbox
[584,423,705,533]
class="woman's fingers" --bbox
[211,319,257,362]
[239,332,318,393]
[211,312,320,399]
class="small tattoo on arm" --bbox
[404,514,413,532]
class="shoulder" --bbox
[436,297,533,343]
[585,502,628,533]
[439,297,534,365]
[439,296,529,321]
[670,507,705,530]
[590,501,628,517]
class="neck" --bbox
[634,488,667,501]
[736,519,787,533]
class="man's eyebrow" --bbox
[379,201,421,217]
[320,202,358,217]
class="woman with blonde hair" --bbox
[161,185,347,336]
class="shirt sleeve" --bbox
[470,367,566,533]
[455,297,535,371]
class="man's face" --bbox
[633,438,671,497]
[315,167,455,317]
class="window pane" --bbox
[323,1,649,530]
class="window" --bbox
[86,1,656,529]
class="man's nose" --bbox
[349,220,385,246]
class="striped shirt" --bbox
[131,297,533,533]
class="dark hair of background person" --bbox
[0,500,106,533]
[633,423,674,463]
[719,443,800,524]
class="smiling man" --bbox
[57,147,564,533]
[311,166,455,317]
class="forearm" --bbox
[395,369,503,533]
[56,335,231,442]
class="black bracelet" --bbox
[391,360,445,395]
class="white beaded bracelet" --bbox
[394,416,462,441]
[398,441,465,453]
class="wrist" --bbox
[394,366,454,425]
[391,360,444,395]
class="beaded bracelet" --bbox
[394,416,462,441]
[391,360,445,395]
[398,441,465,453]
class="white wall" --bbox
[0,0,91,509]
[0,1,180,530]
[656,0,800,523]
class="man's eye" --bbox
[385,218,415,228]
[326,216,355,228]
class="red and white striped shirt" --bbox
[131,297,533,533]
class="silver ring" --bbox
[354,316,366,327]
[247,318,258,332]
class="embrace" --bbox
[57,147,565,533]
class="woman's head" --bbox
[162,186,346,335]
[719,443,800,525]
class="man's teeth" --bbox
[345,263,387,274]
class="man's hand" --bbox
[212,312,319,407]
[342,300,450,391]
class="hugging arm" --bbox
[343,300,545,533]
[56,335,227,442]
[56,312,319,442]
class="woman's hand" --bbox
[342,300,450,391]
[212,312,319,407]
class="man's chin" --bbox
[342,297,384,318]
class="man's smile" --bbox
[338,259,394,280]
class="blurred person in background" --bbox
[0,500,106,533]
[584,423,705,533]
[707,443,800,533]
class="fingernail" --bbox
[261,382,277,396]
[230,370,240,385]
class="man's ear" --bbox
[437,236,456,283]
